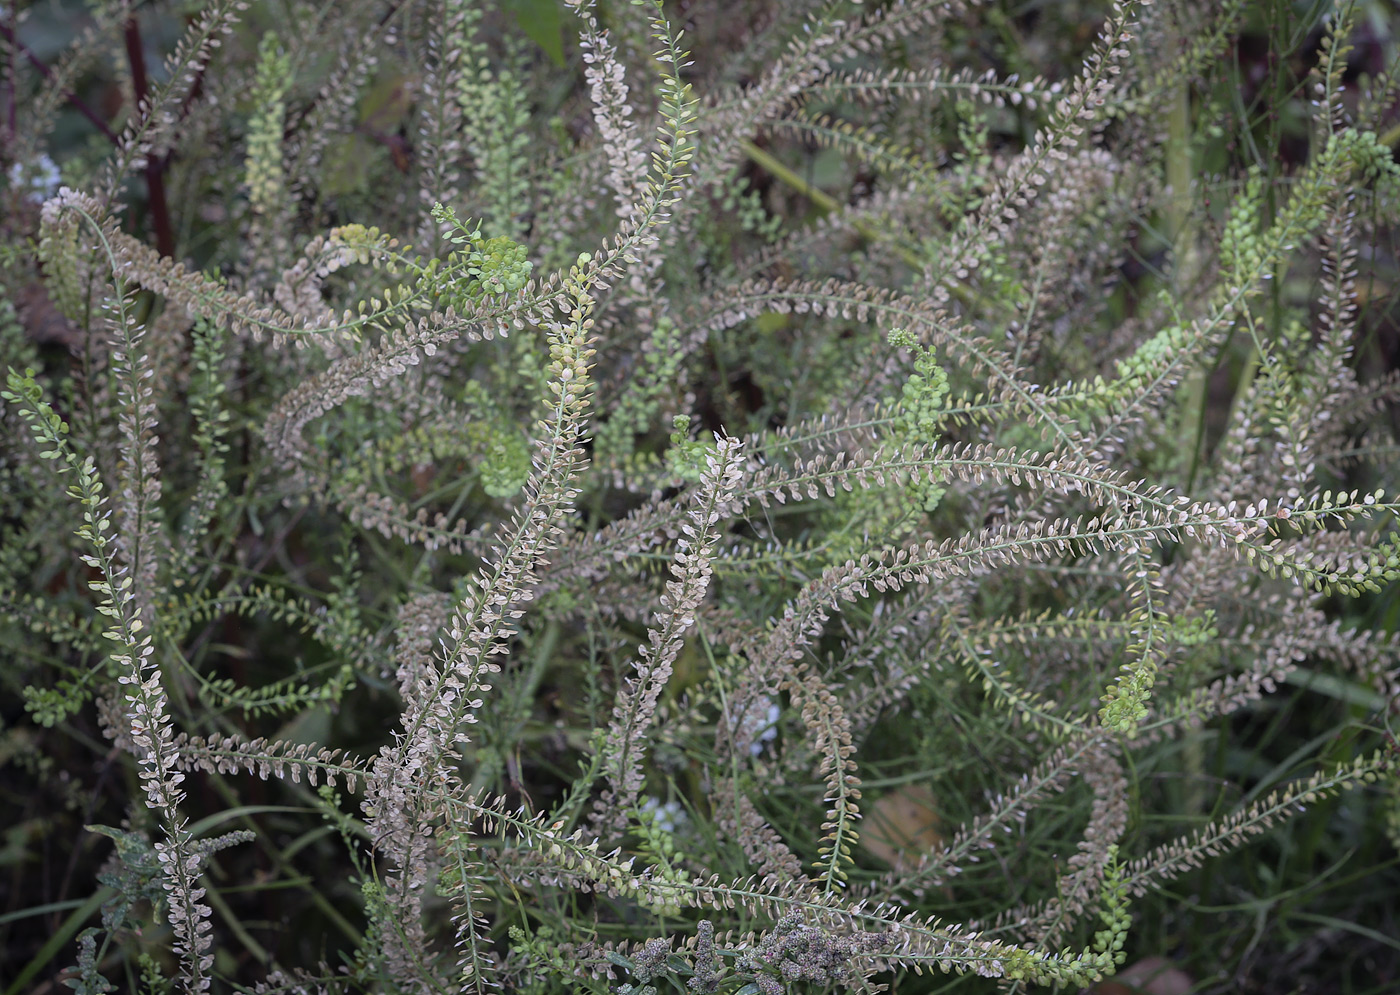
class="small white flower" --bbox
[8,155,62,204]
[639,796,687,833]
[749,699,781,756]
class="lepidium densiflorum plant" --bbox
[2,0,1399,992]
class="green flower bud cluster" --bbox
[1337,127,1400,200]
[1092,844,1132,967]
[324,223,401,270]
[22,683,87,728]
[462,381,532,499]
[629,800,692,917]
[1099,674,1152,736]
[506,925,584,995]
[1219,167,1267,292]
[1113,317,1188,390]
[889,327,951,437]
[1167,609,1218,648]
[720,174,782,241]
[666,414,715,483]
[244,33,293,217]
[1099,610,1217,736]
[425,202,533,305]
[887,327,950,513]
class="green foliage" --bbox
[596,316,687,464]
[3,1,1400,994]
